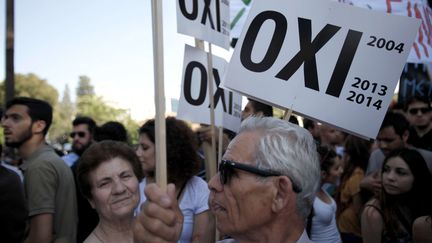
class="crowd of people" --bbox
[0,95,431,243]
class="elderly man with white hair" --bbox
[134,117,321,243]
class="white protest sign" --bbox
[342,0,432,63]
[176,0,230,50]
[222,0,420,139]
[178,45,242,132]
[230,0,253,39]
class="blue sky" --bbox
[0,1,231,120]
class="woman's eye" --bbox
[98,181,110,188]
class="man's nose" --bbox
[208,173,223,192]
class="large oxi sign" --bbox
[222,0,420,139]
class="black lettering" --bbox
[216,0,221,32]
[228,91,233,115]
[240,11,287,72]
[276,18,341,91]
[201,0,215,29]
[326,29,362,97]
[210,68,227,112]
[184,61,207,106]
[179,0,198,20]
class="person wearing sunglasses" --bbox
[62,116,97,167]
[133,116,321,243]
[62,116,98,243]
[361,112,432,197]
[404,95,432,151]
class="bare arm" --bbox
[413,216,432,243]
[361,203,383,243]
[192,211,215,243]
[25,213,53,243]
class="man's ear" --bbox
[32,120,47,134]
[255,111,264,117]
[272,176,295,212]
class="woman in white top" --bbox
[308,146,344,243]
[136,117,214,243]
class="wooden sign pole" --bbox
[151,0,167,189]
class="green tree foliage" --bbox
[0,73,140,145]
[76,75,95,97]
[75,77,140,144]
[0,73,59,107]
[50,85,75,144]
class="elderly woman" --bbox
[136,117,214,243]
[77,140,144,243]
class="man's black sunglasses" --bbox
[70,131,86,138]
[218,159,302,193]
[408,107,431,115]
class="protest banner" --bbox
[151,0,167,188]
[176,0,230,49]
[398,63,432,104]
[346,0,432,63]
[178,44,242,133]
[222,0,420,139]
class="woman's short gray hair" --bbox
[239,116,320,219]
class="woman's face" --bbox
[136,133,156,176]
[89,157,140,221]
[322,156,344,184]
[382,156,414,195]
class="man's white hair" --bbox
[239,116,320,219]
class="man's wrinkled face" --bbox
[208,131,275,237]
[406,101,431,129]
[1,105,34,148]
[71,124,93,155]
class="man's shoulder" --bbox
[27,146,69,171]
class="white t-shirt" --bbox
[137,176,210,243]
[310,191,342,243]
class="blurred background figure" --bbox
[241,98,273,120]
[0,142,27,243]
[77,140,143,243]
[63,116,98,243]
[136,117,215,243]
[303,118,321,145]
[308,145,343,243]
[361,148,432,243]
[63,116,96,167]
[404,95,432,151]
[94,121,129,144]
[337,135,372,243]
[319,124,347,156]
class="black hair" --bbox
[380,112,410,138]
[6,97,53,135]
[403,95,431,111]
[95,121,128,143]
[247,98,273,117]
[72,116,97,135]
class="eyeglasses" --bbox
[408,107,431,115]
[218,159,302,193]
[70,131,86,138]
